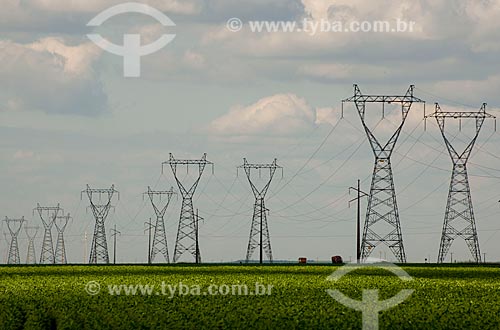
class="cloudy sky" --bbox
[1,0,500,263]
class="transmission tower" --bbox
[25,225,39,264]
[238,158,283,263]
[34,204,62,264]
[54,213,71,264]
[5,217,24,264]
[162,153,213,263]
[343,85,425,263]
[82,185,119,264]
[144,186,176,263]
[425,103,496,263]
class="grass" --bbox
[0,264,499,329]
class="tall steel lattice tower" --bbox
[34,204,62,264]
[426,103,496,263]
[163,153,213,263]
[238,158,282,263]
[343,85,425,263]
[5,217,24,264]
[25,225,39,264]
[55,213,71,264]
[82,185,119,264]
[144,186,176,263]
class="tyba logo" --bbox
[87,2,176,77]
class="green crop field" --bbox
[1,264,499,329]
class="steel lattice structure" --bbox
[343,85,425,263]
[144,186,176,263]
[55,213,71,264]
[5,217,24,264]
[25,225,39,264]
[34,204,62,264]
[163,153,213,263]
[426,103,495,263]
[238,158,282,263]
[82,185,119,264]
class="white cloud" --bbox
[13,150,35,160]
[28,38,101,76]
[208,93,342,136]
[315,107,340,126]
[0,38,107,115]
[302,0,338,20]
[183,50,206,69]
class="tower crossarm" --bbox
[162,153,213,174]
[25,226,39,240]
[426,103,496,162]
[55,213,71,233]
[426,111,495,119]
[343,84,425,104]
[238,158,283,198]
[81,185,119,203]
[33,204,62,229]
[425,103,495,120]
[5,217,25,237]
[162,153,213,198]
[145,186,176,217]
[342,84,425,159]
[82,185,118,219]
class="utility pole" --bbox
[195,209,203,264]
[483,253,486,264]
[3,232,8,263]
[260,198,263,264]
[145,219,154,264]
[426,103,495,263]
[343,85,424,263]
[110,224,121,264]
[83,231,88,264]
[349,179,368,264]
[162,153,213,263]
[81,185,119,264]
[237,158,283,264]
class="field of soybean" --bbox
[1,264,499,329]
